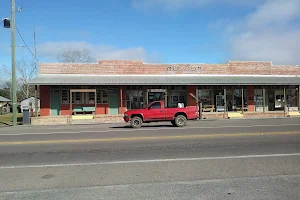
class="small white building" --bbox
[0,96,11,114]
[20,97,40,113]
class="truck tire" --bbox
[131,116,143,128]
[171,120,176,126]
[174,115,187,127]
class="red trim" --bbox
[247,85,255,112]
[188,86,197,106]
[40,86,50,116]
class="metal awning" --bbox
[28,74,300,85]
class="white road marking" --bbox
[1,153,300,169]
[0,123,299,136]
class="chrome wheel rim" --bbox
[133,119,140,126]
[177,117,185,125]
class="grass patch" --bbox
[0,113,23,126]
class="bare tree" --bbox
[56,48,94,63]
[3,58,37,101]
[0,81,11,99]
[16,58,37,99]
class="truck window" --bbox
[149,102,161,109]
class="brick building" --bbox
[29,60,300,124]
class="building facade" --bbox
[0,96,11,115]
[29,60,300,119]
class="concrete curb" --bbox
[199,116,300,121]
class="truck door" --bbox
[146,102,165,121]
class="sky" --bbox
[1,0,300,73]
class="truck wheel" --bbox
[131,116,143,128]
[171,120,176,126]
[174,115,187,127]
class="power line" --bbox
[15,26,39,62]
[1,11,11,27]
[5,11,12,18]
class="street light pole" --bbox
[11,0,17,126]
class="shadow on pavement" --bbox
[0,122,11,127]
[110,124,175,129]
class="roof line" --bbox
[36,74,300,77]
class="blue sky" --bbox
[1,0,300,72]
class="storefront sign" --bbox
[167,65,202,72]
[147,89,166,92]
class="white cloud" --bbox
[37,41,160,63]
[225,0,300,65]
[246,0,300,28]
[132,0,260,12]
[134,0,300,65]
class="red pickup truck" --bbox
[123,101,198,128]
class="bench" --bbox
[202,105,215,112]
[73,106,96,115]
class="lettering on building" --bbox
[147,89,166,92]
[167,65,202,72]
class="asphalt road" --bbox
[0,118,300,199]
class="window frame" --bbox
[149,102,161,109]
[96,88,109,104]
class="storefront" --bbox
[125,85,188,109]
[29,60,300,118]
[198,85,248,112]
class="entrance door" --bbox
[50,89,61,116]
[275,90,284,109]
[268,92,275,111]
[108,89,119,115]
[148,92,163,103]
[216,95,225,112]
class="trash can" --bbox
[23,108,31,125]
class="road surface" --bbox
[0,118,299,199]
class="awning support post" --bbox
[263,87,266,113]
[241,87,244,114]
[224,88,227,118]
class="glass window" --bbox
[96,89,108,104]
[170,91,187,106]
[198,89,212,105]
[102,89,108,104]
[226,89,233,111]
[231,89,248,112]
[72,92,81,104]
[232,89,242,107]
[214,90,224,112]
[96,90,102,104]
[287,89,297,107]
[243,89,248,107]
[233,90,242,105]
[150,102,161,109]
[61,89,69,104]
[88,92,95,104]
[254,89,263,111]
[126,89,144,109]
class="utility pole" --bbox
[34,27,37,71]
[34,27,38,118]
[11,0,17,126]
